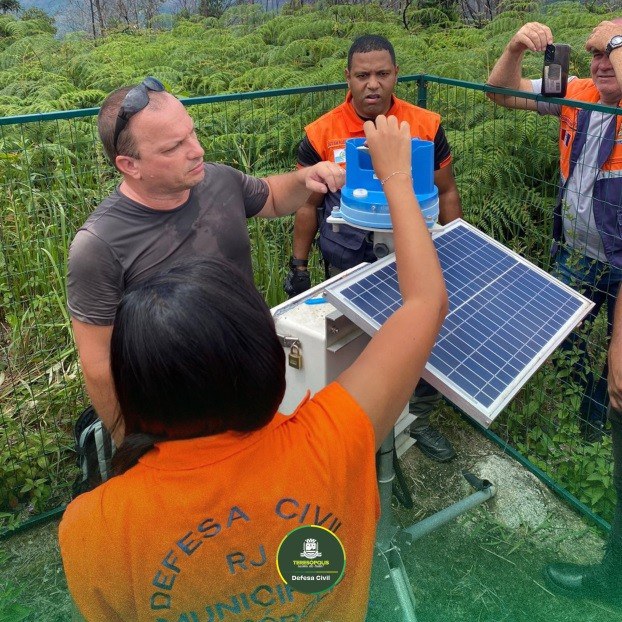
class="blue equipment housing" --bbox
[338,137,439,230]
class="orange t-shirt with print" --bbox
[59,382,380,622]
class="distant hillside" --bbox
[20,0,177,17]
[20,0,63,15]
[17,1,287,36]
[18,0,178,35]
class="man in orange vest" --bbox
[285,35,462,462]
[488,19,622,603]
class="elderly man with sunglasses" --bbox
[67,78,345,454]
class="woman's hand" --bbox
[363,115,412,184]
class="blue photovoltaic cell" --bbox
[330,222,590,419]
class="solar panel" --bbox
[324,219,594,427]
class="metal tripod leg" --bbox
[404,473,496,542]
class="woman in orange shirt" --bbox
[59,116,448,622]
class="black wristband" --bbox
[289,257,309,270]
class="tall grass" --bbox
[0,119,104,527]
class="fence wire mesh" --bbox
[0,76,617,532]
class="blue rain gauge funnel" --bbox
[336,137,439,230]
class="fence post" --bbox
[417,75,428,109]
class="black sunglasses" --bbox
[112,77,166,153]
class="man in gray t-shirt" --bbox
[69,78,344,445]
[69,164,267,325]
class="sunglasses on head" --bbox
[112,77,166,153]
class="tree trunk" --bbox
[94,0,106,34]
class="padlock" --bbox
[288,343,303,369]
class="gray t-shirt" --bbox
[532,77,608,260]
[68,163,269,325]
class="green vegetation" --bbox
[0,1,619,531]
[0,548,31,621]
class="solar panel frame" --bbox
[324,219,594,427]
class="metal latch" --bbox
[277,334,300,348]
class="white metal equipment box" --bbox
[271,273,415,458]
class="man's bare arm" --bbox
[609,297,622,411]
[487,22,553,111]
[435,165,462,225]
[292,192,323,262]
[72,319,123,445]
[257,162,345,218]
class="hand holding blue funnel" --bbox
[335,137,439,230]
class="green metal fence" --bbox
[0,75,617,533]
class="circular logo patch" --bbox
[276,525,346,594]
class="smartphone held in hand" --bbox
[542,43,570,97]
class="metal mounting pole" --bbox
[369,432,497,622]
[370,431,418,622]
